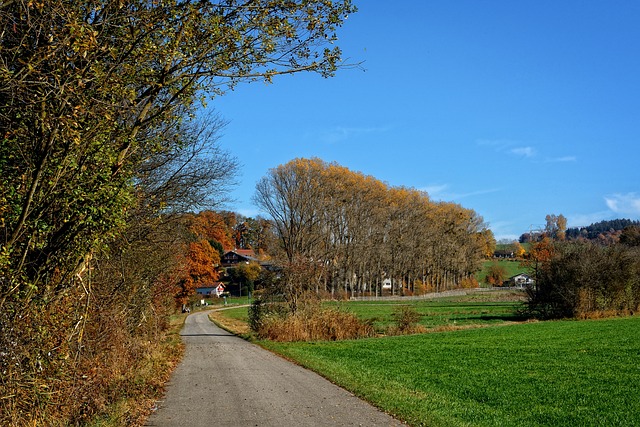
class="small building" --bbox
[507,273,534,288]
[195,281,226,297]
[494,249,515,258]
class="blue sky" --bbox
[212,1,640,241]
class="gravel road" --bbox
[146,310,404,427]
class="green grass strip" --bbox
[262,317,640,427]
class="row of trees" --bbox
[254,158,494,298]
[1,1,355,424]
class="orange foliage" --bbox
[189,210,234,250]
[513,241,526,258]
[460,277,479,288]
[530,237,555,263]
[175,239,220,305]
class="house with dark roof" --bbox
[220,249,259,267]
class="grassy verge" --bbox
[209,306,252,336]
[261,316,640,426]
[86,314,186,427]
[216,290,527,336]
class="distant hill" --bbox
[565,218,640,241]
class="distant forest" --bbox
[519,219,640,244]
[565,219,640,240]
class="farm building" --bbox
[507,273,534,288]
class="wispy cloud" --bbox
[490,220,521,242]
[454,188,502,199]
[546,156,577,163]
[510,146,536,158]
[478,139,576,163]
[568,194,640,229]
[319,125,391,144]
[420,184,449,198]
[476,139,537,159]
[419,183,501,201]
[604,193,640,216]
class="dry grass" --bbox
[1,310,185,427]
[82,314,186,427]
[257,306,375,342]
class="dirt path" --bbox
[146,310,404,427]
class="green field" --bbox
[216,294,640,426]
[218,290,527,333]
[327,291,527,332]
[476,259,527,285]
[261,317,640,426]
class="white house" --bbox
[508,273,534,288]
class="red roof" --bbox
[196,281,225,289]
[234,249,256,258]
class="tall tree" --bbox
[254,158,326,262]
[175,239,220,307]
[545,213,567,240]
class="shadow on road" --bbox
[179,333,231,337]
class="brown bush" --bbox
[460,277,479,289]
[0,250,181,427]
[387,305,424,335]
[256,305,375,342]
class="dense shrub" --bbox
[256,307,375,342]
[0,221,180,426]
[248,291,287,333]
[250,294,374,342]
[388,305,425,335]
[526,241,640,319]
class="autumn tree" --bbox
[244,217,276,254]
[228,261,262,295]
[512,241,526,258]
[1,0,356,306]
[175,240,220,308]
[486,263,508,286]
[254,158,327,263]
[189,210,235,251]
[477,229,497,258]
[545,214,568,240]
[527,236,555,268]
